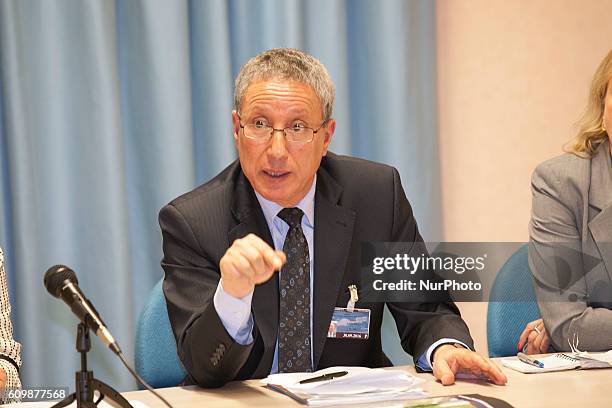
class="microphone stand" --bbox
[52,323,133,408]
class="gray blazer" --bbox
[529,139,612,351]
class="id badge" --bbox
[327,307,371,340]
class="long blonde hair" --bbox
[566,49,612,156]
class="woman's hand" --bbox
[518,318,550,354]
[0,367,6,389]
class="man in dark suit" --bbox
[160,48,506,388]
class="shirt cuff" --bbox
[213,281,254,345]
[415,338,472,372]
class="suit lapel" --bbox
[312,166,356,369]
[228,171,278,377]
[589,205,612,279]
[587,140,612,282]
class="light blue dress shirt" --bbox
[212,176,467,373]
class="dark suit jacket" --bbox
[160,153,473,387]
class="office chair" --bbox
[135,279,187,388]
[487,244,541,357]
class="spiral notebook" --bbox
[502,353,612,373]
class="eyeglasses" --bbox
[237,113,328,144]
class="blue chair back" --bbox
[135,279,187,388]
[487,244,541,357]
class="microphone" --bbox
[44,265,121,355]
[44,265,174,408]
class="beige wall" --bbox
[436,0,612,354]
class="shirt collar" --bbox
[254,175,316,230]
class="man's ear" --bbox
[232,111,240,143]
[321,118,336,156]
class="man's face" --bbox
[233,80,335,207]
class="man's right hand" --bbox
[219,233,286,298]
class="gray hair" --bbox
[234,48,335,120]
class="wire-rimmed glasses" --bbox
[236,113,328,144]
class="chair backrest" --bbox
[487,244,541,357]
[135,279,187,388]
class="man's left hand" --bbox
[432,345,507,386]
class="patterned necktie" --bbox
[277,207,312,373]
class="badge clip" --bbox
[346,284,358,312]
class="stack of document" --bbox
[5,400,150,408]
[261,366,426,406]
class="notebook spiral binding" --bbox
[555,353,580,361]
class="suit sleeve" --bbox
[529,162,612,351]
[385,168,474,360]
[159,204,259,387]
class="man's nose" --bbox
[267,129,289,159]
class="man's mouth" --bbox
[263,169,290,179]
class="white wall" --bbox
[436,0,612,354]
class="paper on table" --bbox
[501,354,581,373]
[261,366,426,406]
[502,351,612,374]
[2,399,150,408]
[578,350,612,363]
[263,366,421,393]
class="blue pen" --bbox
[518,352,544,368]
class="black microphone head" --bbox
[44,265,78,298]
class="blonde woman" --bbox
[524,50,612,353]
[0,248,22,399]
